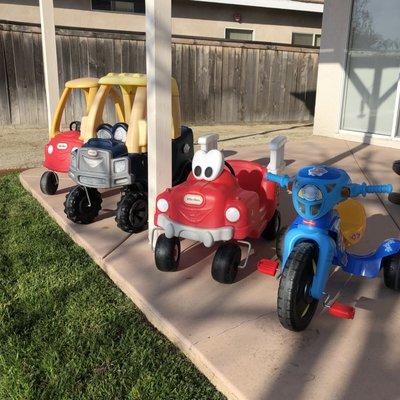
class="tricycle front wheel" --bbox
[277,242,319,331]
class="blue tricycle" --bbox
[259,165,400,332]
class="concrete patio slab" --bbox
[20,136,400,400]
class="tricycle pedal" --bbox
[328,302,355,320]
[257,259,279,276]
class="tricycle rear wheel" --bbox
[211,243,241,284]
[277,242,319,331]
[261,210,281,241]
[392,160,400,176]
[382,252,400,291]
[275,226,287,261]
[388,192,400,205]
[155,234,181,272]
[40,171,59,195]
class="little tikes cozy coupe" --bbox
[40,77,124,195]
[258,165,400,331]
[152,134,286,284]
[65,73,193,232]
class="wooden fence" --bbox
[0,22,319,127]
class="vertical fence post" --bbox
[146,0,172,243]
[39,0,59,133]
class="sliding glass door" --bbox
[341,0,400,137]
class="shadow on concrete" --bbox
[218,123,313,144]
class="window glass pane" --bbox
[292,33,313,46]
[114,1,135,12]
[350,0,400,52]
[133,0,145,13]
[314,34,321,47]
[92,0,145,13]
[341,0,400,136]
[225,29,253,41]
[92,0,112,11]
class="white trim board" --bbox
[191,0,324,13]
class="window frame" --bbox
[224,27,255,42]
[91,0,145,14]
[291,32,321,47]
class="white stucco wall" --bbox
[313,0,352,137]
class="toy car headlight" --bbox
[225,207,240,223]
[114,159,127,173]
[298,185,323,202]
[47,145,54,154]
[157,198,169,213]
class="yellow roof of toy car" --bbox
[98,73,179,95]
[65,77,99,89]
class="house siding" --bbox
[0,0,322,44]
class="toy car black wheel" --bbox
[382,252,400,291]
[388,192,400,205]
[277,242,319,331]
[64,186,102,224]
[211,243,241,284]
[116,191,148,233]
[154,234,181,272]
[261,210,281,240]
[393,160,400,176]
[275,226,287,261]
[40,171,59,195]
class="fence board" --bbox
[0,23,319,128]
[0,31,11,124]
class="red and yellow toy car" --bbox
[152,134,287,283]
[40,77,124,195]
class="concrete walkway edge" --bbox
[19,173,243,400]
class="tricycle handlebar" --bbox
[348,183,393,197]
[266,172,292,188]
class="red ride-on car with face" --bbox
[152,134,287,284]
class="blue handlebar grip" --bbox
[350,183,393,197]
[365,184,393,194]
[265,172,291,188]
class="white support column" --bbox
[146,0,172,242]
[39,0,60,131]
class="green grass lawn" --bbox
[0,174,224,400]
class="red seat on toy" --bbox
[228,160,268,204]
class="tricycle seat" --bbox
[336,199,366,246]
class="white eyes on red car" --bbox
[192,149,224,181]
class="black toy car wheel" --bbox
[154,234,181,272]
[275,226,287,261]
[261,210,281,240]
[277,242,319,331]
[382,252,400,291]
[40,171,59,195]
[393,160,400,176]
[64,186,102,224]
[116,191,148,233]
[389,192,400,205]
[211,243,241,284]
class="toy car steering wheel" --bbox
[225,161,236,177]
[69,121,81,132]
